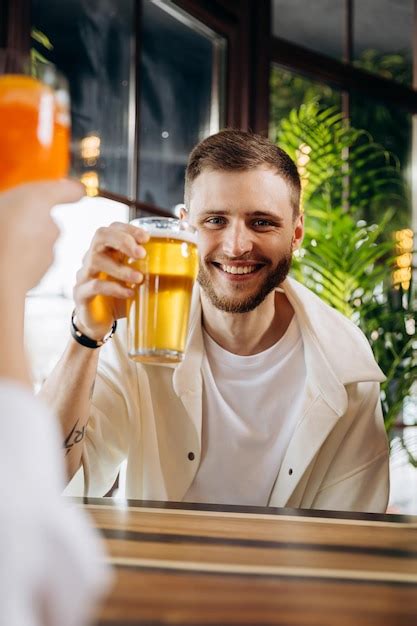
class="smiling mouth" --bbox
[212,262,263,276]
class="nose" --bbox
[222,222,254,258]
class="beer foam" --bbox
[131,220,197,244]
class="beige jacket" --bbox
[83,277,389,512]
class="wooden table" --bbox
[80,498,417,626]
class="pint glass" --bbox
[0,49,70,191]
[127,217,198,364]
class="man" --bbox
[42,130,389,512]
[0,181,109,626]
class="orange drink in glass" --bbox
[0,50,70,191]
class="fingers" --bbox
[74,223,149,310]
[108,221,151,245]
[74,278,135,302]
[93,223,149,257]
[81,251,144,284]
[84,222,149,266]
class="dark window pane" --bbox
[269,64,340,140]
[138,1,225,212]
[353,0,413,86]
[269,65,411,231]
[350,94,412,229]
[31,0,134,195]
[272,0,344,60]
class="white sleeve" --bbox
[83,370,132,496]
[0,380,111,626]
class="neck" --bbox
[201,288,294,356]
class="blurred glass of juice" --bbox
[0,66,70,191]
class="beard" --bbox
[197,251,292,313]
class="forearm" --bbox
[0,290,31,387]
[39,338,100,481]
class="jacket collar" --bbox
[174,278,384,406]
[282,278,385,386]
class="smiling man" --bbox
[42,129,389,512]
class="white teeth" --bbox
[220,264,258,275]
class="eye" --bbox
[252,219,275,228]
[204,216,227,228]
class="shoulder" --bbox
[283,277,385,383]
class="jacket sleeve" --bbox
[311,382,390,513]
[83,369,132,496]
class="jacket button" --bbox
[288,468,293,475]
[188,452,195,461]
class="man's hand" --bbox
[73,222,149,340]
[0,179,85,294]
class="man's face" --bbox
[187,167,304,313]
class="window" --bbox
[271,1,415,230]
[353,0,413,86]
[138,0,226,212]
[32,0,226,208]
[350,92,412,229]
[272,0,344,60]
[269,65,340,141]
[31,0,135,195]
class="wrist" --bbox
[71,310,117,349]
[72,313,111,342]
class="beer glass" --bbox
[0,49,70,191]
[127,217,198,364]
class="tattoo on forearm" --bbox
[63,419,86,456]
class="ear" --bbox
[291,213,304,251]
[180,206,188,220]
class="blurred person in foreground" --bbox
[0,180,110,626]
[42,130,389,512]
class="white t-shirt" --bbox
[0,380,110,626]
[184,316,307,506]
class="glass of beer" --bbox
[0,49,70,191]
[127,217,198,364]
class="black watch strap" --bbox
[70,310,117,349]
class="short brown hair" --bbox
[184,129,301,217]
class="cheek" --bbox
[264,238,292,261]
[197,232,219,257]
[198,246,211,264]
